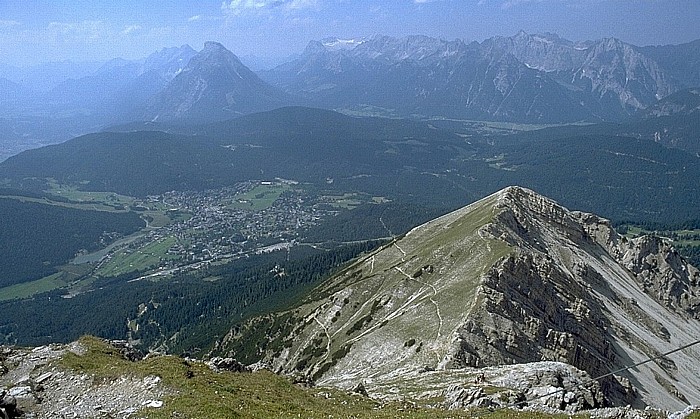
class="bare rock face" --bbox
[447,253,615,373]
[0,386,20,419]
[618,236,700,319]
[442,190,633,406]
[448,187,700,408]
[574,213,700,320]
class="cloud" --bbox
[221,0,282,15]
[46,20,108,42]
[221,0,319,16]
[498,0,590,9]
[121,25,142,36]
[188,15,203,22]
[0,20,21,28]
[286,0,319,10]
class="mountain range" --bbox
[2,32,700,127]
[261,31,699,123]
[44,45,197,121]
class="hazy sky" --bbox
[1,0,699,66]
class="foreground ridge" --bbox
[1,337,600,418]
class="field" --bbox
[0,192,131,213]
[0,263,93,301]
[322,193,364,209]
[96,236,179,277]
[41,181,136,211]
[672,229,700,246]
[227,183,290,211]
[318,192,389,209]
[0,273,67,301]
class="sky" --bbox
[1,0,699,67]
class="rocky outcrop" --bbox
[447,253,614,369]
[207,357,249,373]
[109,339,145,362]
[443,362,605,412]
[0,342,168,418]
[572,38,673,117]
[570,210,700,320]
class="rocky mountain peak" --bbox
[576,37,673,113]
[143,45,196,68]
[514,29,528,39]
[187,41,247,72]
[320,37,366,51]
[221,186,700,412]
[596,37,638,53]
[508,30,573,47]
[203,40,226,50]
[491,186,699,319]
[301,39,328,56]
[144,41,290,121]
[354,34,458,62]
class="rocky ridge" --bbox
[643,88,700,118]
[219,186,700,413]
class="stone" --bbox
[7,387,31,399]
[0,392,17,419]
[34,373,52,384]
[351,382,368,397]
[247,361,271,372]
[144,400,163,408]
[109,340,144,362]
[143,375,161,389]
[443,385,494,409]
[207,357,248,373]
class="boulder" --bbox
[206,357,249,373]
[0,388,18,419]
[109,340,144,362]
